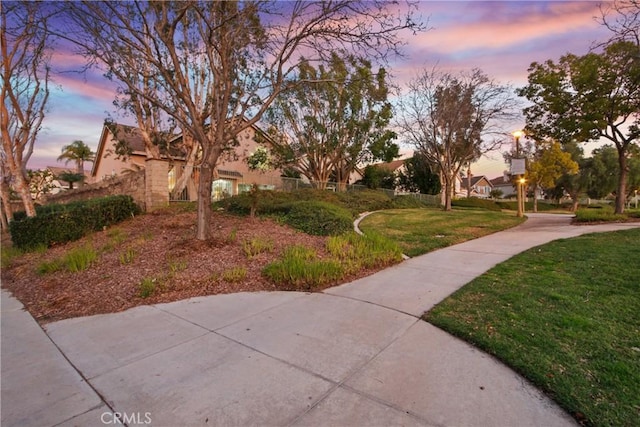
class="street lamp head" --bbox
[519,177,526,184]
[513,130,524,139]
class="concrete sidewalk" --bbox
[2,214,639,427]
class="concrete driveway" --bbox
[2,214,638,427]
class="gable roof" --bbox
[460,175,492,190]
[490,175,513,186]
[91,123,184,177]
[370,158,406,172]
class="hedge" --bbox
[9,195,141,250]
[284,201,353,236]
[452,198,502,211]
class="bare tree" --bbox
[0,152,12,227]
[61,1,422,239]
[598,0,640,47]
[1,1,55,217]
[396,68,519,210]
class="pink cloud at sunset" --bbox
[25,1,616,181]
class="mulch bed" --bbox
[1,209,380,324]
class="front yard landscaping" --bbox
[1,191,525,324]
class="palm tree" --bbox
[57,140,95,187]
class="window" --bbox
[212,179,234,201]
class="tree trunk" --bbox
[196,161,213,241]
[14,172,35,217]
[533,185,539,213]
[615,152,628,214]
[76,159,84,188]
[571,199,579,212]
[0,205,7,233]
[196,146,222,241]
[1,178,13,223]
[443,174,453,211]
[171,145,198,200]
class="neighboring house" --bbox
[489,175,516,198]
[456,174,493,199]
[91,123,282,201]
[46,166,91,190]
[373,158,407,176]
[350,157,409,189]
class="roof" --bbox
[370,158,406,172]
[460,175,492,190]
[47,166,89,177]
[217,169,243,178]
[92,123,182,176]
[107,124,147,154]
[490,176,513,186]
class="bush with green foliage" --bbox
[336,189,392,214]
[262,245,344,290]
[216,188,393,217]
[327,232,403,270]
[574,206,628,223]
[284,201,353,236]
[36,244,97,274]
[495,200,565,212]
[452,198,502,211]
[388,195,430,209]
[10,195,140,249]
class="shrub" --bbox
[36,244,97,274]
[337,189,391,214]
[119,248,136,265]
[168,259,187,274]
[574,207,627,223]
[217,188,394,219]
[263,245,343,290]
[1,246,24,269]
[495,200,560,212]
[284,201,353,236]
[64,245,98,272]
[216,190,296,216]
[222,266,248,283]
[138,277,157,298]
[37,259,63,275]
[388,195,430,209]
[9,195,140,250]
[242,237,274,258]
[327,232,403,270]
[452,198,502,211]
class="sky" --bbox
[27,0,614,179]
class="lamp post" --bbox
[512,130,524,218]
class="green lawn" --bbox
[424,228,640,427]
[358,207,525,257]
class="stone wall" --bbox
[43,169,146,210]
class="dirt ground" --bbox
[1,208,382,324]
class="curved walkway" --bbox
[2,214,639,427]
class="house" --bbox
[91,123,282,201]
[47,166,91,190]
[91,124,150,182]
[489,175,516,198]
[350,157,409,188]
[456,174,493,199]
